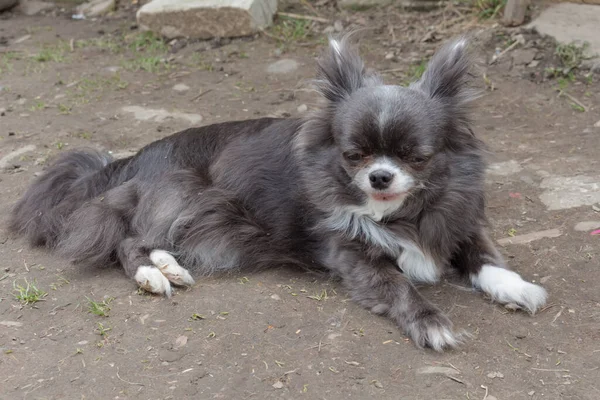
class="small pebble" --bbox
[297,104,308,113]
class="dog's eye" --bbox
[345,152,364,162]
[411,156,429,164]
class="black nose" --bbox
[369,169,394,190]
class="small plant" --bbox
[32,43,68,63]
[556,42,590,70]
[58,103,72,115]
[570,103,585,113]
[270,16,312,43]
[189,313,206,321]
[473,0,506,19]
[307,289,329,301]
[29,101,46,112]
[407,60,427,81]
[128,31,168,53]
[13,279,48,305]
[96,322,111,337]
[86,297,114,317]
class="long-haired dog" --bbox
[10,36,547,351]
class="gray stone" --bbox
[0,145,36,169]
[574,221,600,232]
[529,4,600,58]
[137,0,277,40]
[497,229,562,246]
[17,0,54,15]
[266,59,298,74]
[122,105,202,125]
[580,59,600,73]
[339,0,391,10]
[539,175,600,210]
[512,49,537,65]
[297,104,308,113]
[487,160,523,176]
[595,120,600,128]
[172,83,190,92]
[0,0,18,12]
[398,0,444,11]
[76,0,115,17]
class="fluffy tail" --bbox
[9,150,117,248]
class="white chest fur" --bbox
[324,205,441,284]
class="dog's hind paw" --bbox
[405,310,462,352]
[150,250,195,287]
[135,266,173,297]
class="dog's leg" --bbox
[117,238,194,297]
[451,229,547,313]
[324,242,460,351]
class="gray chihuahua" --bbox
[10,35,547,351]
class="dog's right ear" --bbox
[315,36,377,103]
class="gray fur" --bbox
[10,36,515,351]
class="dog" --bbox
[9,35,547,351]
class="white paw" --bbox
[426,325,462,352]
[471,265,548,314]
[135,266,172,297]
[150,250,195,287]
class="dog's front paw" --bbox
[472,265,547,314]
[404,310,461,352]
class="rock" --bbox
[172,83,190,92]
[527,60,540,68]
[159,349,185,362]
[0,0,18,12]
[497,228,562,246]
[76,0,115,17]
[0,321,23,327]
[487,160,523,176]
[137,0,278,40]
[339,0,391,10]
[595,120,600,128]
[270,294,281,300]
[528,4,600,58]
[503,0,528,27]
[17,0,54,15]
[0,145,36,170]
[540,175,600,210]
[266,59,298,74]
[512,49,537,65]
[574,221,600,232]
[122,105,202,125]
[296,104,308,113]
[487,371,505,379]
[272,381,284,389]
[333,20,344,32]
[398,0,444,11]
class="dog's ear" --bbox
[315,36,378,103]
[413,37,475,105]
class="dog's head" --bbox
[299,35,479,217]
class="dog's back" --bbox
[9,117,314,274]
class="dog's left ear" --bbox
[413,37,475,105]
[315,36,379,103]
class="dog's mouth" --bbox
[370,192,405,202]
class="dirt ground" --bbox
[1,1,599,399]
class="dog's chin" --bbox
[370,192,406,202]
